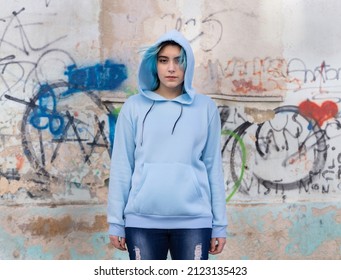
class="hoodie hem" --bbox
[125,214,212,229]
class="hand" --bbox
[109,235,127,251]
[209,237,226,255]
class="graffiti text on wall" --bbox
[221,99,341,201]
[160,10,227,52]
[213,57,341,96]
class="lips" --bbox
[165,76,177,80]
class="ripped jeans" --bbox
[125,227,212,260]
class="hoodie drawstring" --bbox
[141,101,155,146]
[141,101,184,146]
[172,104,183,134]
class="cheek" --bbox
[179,70,185,81]
[157,64,166,75]
[156,65,162,79]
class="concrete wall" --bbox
[1,0,341,259]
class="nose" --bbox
[168,61,176,72]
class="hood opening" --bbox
[138,29,196,106]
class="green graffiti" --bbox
[124,86,138,97]
[111,106,121,118]
[222,130,247,203]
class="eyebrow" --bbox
[158,55,180,59]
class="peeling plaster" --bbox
[224,203,341,259]
[244,107,275,124]
[286,207,341,257]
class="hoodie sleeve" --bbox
[107,102,135,238]
[202,103,228,238]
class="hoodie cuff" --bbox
[212,226,227,238]
[108,223,125,238]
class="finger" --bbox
[120,237,127,251]
[209,238,226,255]
[116,237,126,251]
[214,239,225,254]
[110,236,125,251]
[209,238,218,253]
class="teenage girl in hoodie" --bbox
[107,30,227,260]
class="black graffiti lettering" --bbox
[161,10,226,52]
[311,184,319,191]
[224,104,331,199]
[239,177,254,195]
[85,115,111,161]
[287,58,341,84]
[0,8,70,100]
[6,83,112,186]
[45,0,53,8]
[322,170,334,181]
[50,111,74,164]
[218,105,231,129]
[68,111,91,164]
[275,183,285,195]
[262,180,271,195]
[338,166,341,180]
[0,168,20,181]
[38,130,45,167]
[299,179,310,194]
[322,184,330,194]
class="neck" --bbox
[156,85,183,99]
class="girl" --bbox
[107,30,227,260]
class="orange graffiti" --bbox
[226,57,293,95]
[232,79,266,94]
[16,154,25,170]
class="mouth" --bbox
[165,76,177,79]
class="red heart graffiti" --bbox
[299,100,338,127]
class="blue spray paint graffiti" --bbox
[13,60,128,180]
[62,60,127,97]
[29,84,65,136]
[29,60,127,141]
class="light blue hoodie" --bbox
[107,30,227,238]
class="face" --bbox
[156,44,185,94]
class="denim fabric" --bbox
[125,227,212,260]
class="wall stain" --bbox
[244,107,275,124]
[22,215,107,238]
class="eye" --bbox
[158,57,168,64]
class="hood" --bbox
[138,30,196,105]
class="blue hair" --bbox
[142,41,187,91]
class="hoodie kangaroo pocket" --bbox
[133,163,204,216]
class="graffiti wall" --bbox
[0,0,123,259]
[1,0,341,259]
